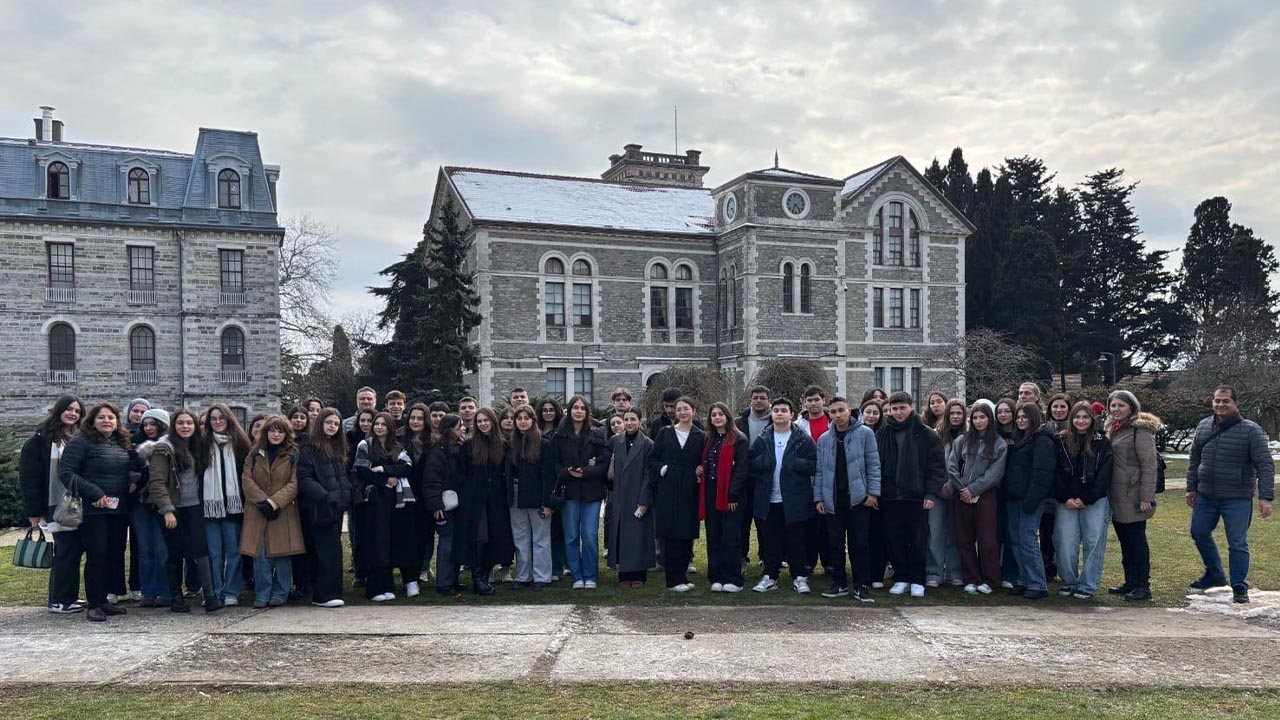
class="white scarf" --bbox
[203,434,243,518]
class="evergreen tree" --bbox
[1220,224,1280,312]
[1043,187,1087,381]
[924,158,946,191]
[1000,156,1054,230]
[964,168,997,329]
[943,148,974,218]
[1176,197,1235,328]
[990,225,1061,380]
[326,325,357,415]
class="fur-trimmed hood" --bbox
[1126,412,1162,434]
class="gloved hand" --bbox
[257,500,279,521]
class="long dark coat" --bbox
[644,425,706,541]
[608,432,656,573]
[355,441,418,571]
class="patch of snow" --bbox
[1175,586,1280,620]
[841,158,895,198]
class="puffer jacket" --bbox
[947,435,1008,497]
[1107,412,1161,523]
[1002,425,1057,513]
[812,418,881,511]
[297,443,354,526]
[1053,431,1113,505]
[59,432,139,516]
[1186,413,1275,501]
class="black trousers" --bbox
[49,526,85,606]
[806,514,833,575]
[348,505,365,579]
[883,499,928,585]
[662,539,694,588]
[81,514,129,608]
[827,503,872,589]
[759,502,809,580]
[162,506,209,596]
[127,520,139,593]
[1039,501,1057,578]
[705,507,744,586]
[311,520,344,603]
[619,570,647,583]
[293,510,316,591]
[738,491,756,561]
[869,505,887,584]
[1113,520,1150,589]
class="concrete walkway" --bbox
[2,601,1277,687]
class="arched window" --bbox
[782,262,795,313]
[129,326,156,371]
[674,263,693,281]
[719,270,729,330]
[732,264,743,328]
[544,257,564,275]
[649,264,668,280]
[799,263,812,314]
[47,162,69,200]
[572,259,592,276]
[217,169,241,209]
[221,327,245,370]
[49,323,75,372]
[128,168,151,205]
[908,209,921,267]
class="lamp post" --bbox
[579,343,602,404]
[1097,352,1116,387]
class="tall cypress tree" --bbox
[943,148,974,218]
[1000,156,1054,230]
[924,158,946,191]
[1176,197,1235,327]
[992,225,1061,380]
[965,168,997,329]
[1044,186,1087,381]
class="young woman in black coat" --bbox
[18,395,85,613]
[404,403,435,586]
[551,395,610,589]
[345,408,376,588]
[643,396,706,592]
[466,407,509,594]
[354,412,417,602]
[1052,402,1113,600]
[1002,403,1057,600]
[700,402,751,592]
[298,408,353,607]
[507,405,557,588]
[423,414,471,597]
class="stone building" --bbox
[429,143,972,408]
[0,107,282,425]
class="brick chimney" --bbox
[32,106,63,142]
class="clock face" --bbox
[784,190,808,218]
[725,194,738,222]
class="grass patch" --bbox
[1,684,1278,720]
[3,497,1275,608]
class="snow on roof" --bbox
[756,167,837,181]
[446,168,714,235]
[841,157,899,199]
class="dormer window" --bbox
[47,162,69,200]
[217,169,241,209]
[127,168,151,205]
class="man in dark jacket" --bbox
[735,385,773,567]
[876,391,946,598]
[748,398,818,594]
[1186,385,1275,603]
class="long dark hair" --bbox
[994,398,1018,439]
[470,407,506,467]
[81,402,132,449]
[405,403,430,459]
[1012,403,1045,446]
[437,414,463,456]
[368,411,403,463]
[38,394,83,445]
[707,401,745,441]
[964,402,999,461]
[164,408,200,472]
[511,404,543,464]
[1059,401,1099,458]
[249,415,296,458]
[556,395,592,441]
[861,388,887,405]
[196,403,252,475]
[309,407,349,462]
[922,391,949,428]
[936,398,968,438]
[536,397,563,434]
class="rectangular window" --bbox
[546,368,566,399]
[873,230,883,265]
[675,287,693,329]
[874,367,885,391]
[733,278,743,327]
[572,283,592,327]
[911,368,922,399]
[889,288,904,328]
[47,243,74,286]
[130,331,155,371]
[873,288,884,328]
[219,249,244,291]
[574,368,594,404]
[231,407,247,426]
[650,286,668,328]
[909,231,920,267]
[888,204,904,266]
[890,367,905,393]
[128,246,154,290]
[545,282,565,326]
[909,289,920,328]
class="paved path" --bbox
[2,601,1277,687]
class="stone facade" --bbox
[0,108,282,425]
[431,146,972,408]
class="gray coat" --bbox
[1186,413,1275,501]
[812,418,881,511]
[947,435,1008,497]
[609,432,656,573]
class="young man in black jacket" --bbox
[749,398,818,594]
[876,392,946,598]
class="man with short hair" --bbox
[1187,385,1275,604]
[735,385,773,567]
[384,390,407,423]
[877,391,946,598]
[343,386,378,432]
[458,397,478,435]
[648,387,683,437]
[796,385,830,441]
[749,398,818,595]
[1018,382,1042,407]
[509,387,530,408]
[814,396,881,602]
[611,387,633,414]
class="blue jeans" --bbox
[562,499,602,583]
[1053,498,1110,595]
[252,539,292,604]
[1191,494,1254,587]
[435,512,457,590]
[1006,500,1047,592]
[997,490,1019,586]
[130,501,169,600]
[205,517,245,600]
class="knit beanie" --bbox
[141,407,170,428]
[1090,401,1105,417]
[969,398,996,420]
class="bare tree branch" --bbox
[924,328,1040,401]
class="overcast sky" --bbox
[4,0,1277,318]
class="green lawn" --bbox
[3,497,1275,608]
[1,684,1278,720]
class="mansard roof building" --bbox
[429,143,972,408]
[0,107,282,424]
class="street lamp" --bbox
[1097,352,1116,386]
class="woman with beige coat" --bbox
[1105,390,1159,602]
[239,415,305,608]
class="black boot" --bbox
[473,571,494,596]
[196,556,223,613]
[170,595,190,613]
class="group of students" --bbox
[17,379,1274,620]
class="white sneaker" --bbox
[312,599,345,608]
[106,593,119,604]
[711,582,724,593]
[502,568,514,583]
[889,582,909,595]
[1000,580,1014,589]
[223,596,239,606]
[669,583,692,593]
[722,583,743,593]
[925,580,940,588]
[419,569,433,583]
[976,583,993,595]
[910,583,925,598]
[562,568,572,577]
[371,593,392,603]
[950,579,965,587]
[964,584,978,595]
[406,581,421,598]
[872,581,885,589]
[130,590,143,602]
[687,563,697,574]
[793,577,811,594]
[573,580,585,590]
[584,580,597,589]
[753,575,778,593]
